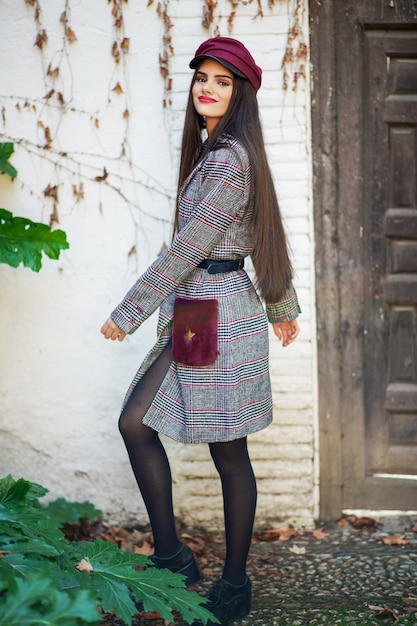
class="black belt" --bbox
[198,258,244,274]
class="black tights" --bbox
[118,342,257,586]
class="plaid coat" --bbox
[111,135,300,443]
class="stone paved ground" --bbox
[236,516,417,625]
[101,516,417,626]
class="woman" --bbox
[101,37,300,626]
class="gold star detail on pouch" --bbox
[184,328,196,343]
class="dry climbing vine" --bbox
[150,0,308,101]
[147,1,174,108]
[1,0,172,239]
[280,0,307,90]
[22,0,84,224]
[109,0,131,116]
[1,0,307,242]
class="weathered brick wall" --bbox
[0,0,317,529]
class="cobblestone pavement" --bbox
[105,516,417,626]
[236,516,417,625]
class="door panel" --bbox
[310,0,417,518]
[364,30,417,476]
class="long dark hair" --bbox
[175,71,293,303]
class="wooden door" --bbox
[310,0,417,519]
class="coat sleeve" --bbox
[110,146,251,335]
[265,282,301,324]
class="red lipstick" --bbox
[199,96,217,103]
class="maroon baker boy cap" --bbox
[189,36,262,92]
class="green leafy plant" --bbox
[0,142,69,271]
[0,475,215,625]
[0,208,69,271]
[0,143,17,179]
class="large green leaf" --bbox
[128,566,219,625]
[0,574,99,626]
[0,476,32,505]
[72,538,217,625]
[0,208,69,271]
[0,553,47,583]
[0,537,62,558]
[0,476,215,625]
[0,551,79,593]
[0,475,47,506]
[0,503,68,554]
[45,498,102,527]
[0,142,17,179]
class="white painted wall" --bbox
[0,0,317,528]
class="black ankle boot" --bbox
[150,542,201,588]
[193,577,251,626]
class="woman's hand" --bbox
[100,317,126,342]
[272,319,300,347]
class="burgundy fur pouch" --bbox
[172,297,219,366]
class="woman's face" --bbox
[192,58,234,135]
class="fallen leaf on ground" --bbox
[381,534,409,545]
[133,541,153,556]
[288,544,306,555]
[205,532,224,544]
[142,611,162,620]
[99,526,154,553]
[346,515,379,529]
[259,527,299,541]
[75,556,94,573]
[181,532,207,553]
[403,597,417,613]
[368,604,400,621]
[311,528,330,540]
